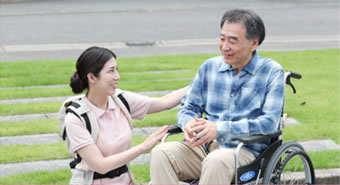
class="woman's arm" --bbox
[147,86,188,114]
[77,126,168,174]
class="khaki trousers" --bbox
[150,141,255,184]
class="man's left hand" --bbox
[191,119,217,147]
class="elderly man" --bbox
[150,9,285,184]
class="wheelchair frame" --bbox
[161,71,315,185]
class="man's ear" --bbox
[250,39,259,52]
[87,73,96,84]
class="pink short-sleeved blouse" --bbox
[65,91,151,184]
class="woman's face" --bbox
[92,57,120,96]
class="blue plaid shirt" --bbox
[177,51,285,157]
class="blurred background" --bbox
[0,0,339,62]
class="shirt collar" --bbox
[218,58,233,72]
[218,51,259,75]
[243,51,259,75]
[84,96,117,119]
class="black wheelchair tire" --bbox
[262,141,315,184]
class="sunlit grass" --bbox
[0,133,183,164]
[0,109,178,136]
[0,54,215,88]
[0,150,338,184]
[0,119,59,137]
[0,164,151,184]
[0,79,192,100]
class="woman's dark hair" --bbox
[220,9,265,46]
[70,46,116,94]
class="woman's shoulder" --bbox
[117,90,150,103]
[65,112,83,127]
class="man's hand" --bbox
[184,118,217,147]
[191,119,217,147]
[183,119,199,146]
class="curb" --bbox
[315,168,340,184]
[0,90,176,105]
[0,127,160,145]
[0,158,339,184]
[1,138,339,178]
[0,154,150,177]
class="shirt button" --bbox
[231,93,235,97]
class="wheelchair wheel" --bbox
[262,142,315,184]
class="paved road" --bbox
[0,0,339,61]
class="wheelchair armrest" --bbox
[167,125,183,135]
[231,130,282,145]
[161,125,183,143]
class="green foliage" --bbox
[0,119,59,137]
[0,164,152,184]
[0,143,71,164]
[0,169,71,184]
[134,109,178,127]
[0,150,338,184]
[130,164,151,183]
[0,109,177,136]
[0,134,184,163]
[0,101,62,116]
[0,79,192,100]
[0,54,215,88]
[0,50,339,183]
[307,150,340,169]
[269,49,340,144]
[0,86,73,100]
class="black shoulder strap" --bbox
[117,94,131,114]
[65,101,92,169]
[65,102,92,134]
[69,154,82,169]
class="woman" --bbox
[65,46,187,184]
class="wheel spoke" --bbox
[262,142,314,184]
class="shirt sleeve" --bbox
[216,66,285,144]
[177,65,206,129]
[123,91,152,120]
[65,113,95,153]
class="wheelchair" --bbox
[161,71,315,184]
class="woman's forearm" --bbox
[148,86,188,114]
[78,143,145,174]
[78,125,168,174]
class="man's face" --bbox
[219,22,258,70]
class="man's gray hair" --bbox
[220,9,265,45]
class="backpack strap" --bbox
[64,99,99,142]
[63,96,99,169]
[117,94,131,113]
[113,89,133,130]
[62,91,132,170]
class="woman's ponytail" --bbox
[70,72,86,94]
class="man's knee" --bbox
[151,143,168,161]
[151,142,181,161]
[202,149,235,172]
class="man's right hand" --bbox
[183,118,205,147]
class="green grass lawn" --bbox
[0,54,215,88]
[1,49,339,143]
[0,79,193,100]
[0,109,178,136]
[0,49,339,183]
[0,109,178,137]
[0,101,62,116]
[0,164,150,184]
[0,120,60,137]
[0,133,184,164]
[0,150,339,184]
